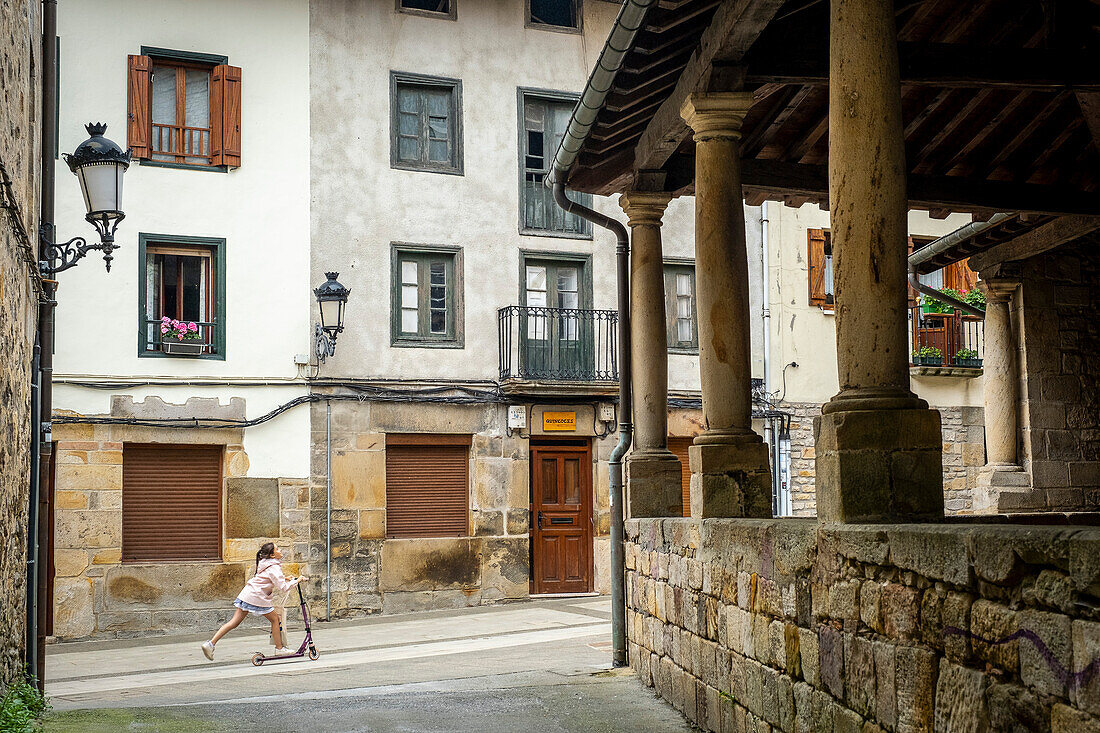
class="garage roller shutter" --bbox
[122,443,223,562]
[668,437,693,519]
[386,435,470,538]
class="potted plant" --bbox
[963,288,986,309]
[921,293,951,314]
[160,317,205,356]
[954,348,982,368]
[911,346,943,366]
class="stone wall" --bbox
[626,517,1100,732]
[780,402,985,516]
[0,0,40,684]
[1017,237,1100,510]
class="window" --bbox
[397,0,455,19]
[391,72,463,174]
[527,0,581,31]
[391,244,463,346]
[127,50,240,168]
[385,434,470,538]
[122,443,223,562]
[138,234,226,359]
[807,228,834,307]
[520,93,592,236]
[664,263,698,352]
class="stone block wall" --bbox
[780,402,985,516]
[52,420,310,639]
[0,0,40,683]
[1017,238,1100,510]
[626,517,1100,732]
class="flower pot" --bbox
[953,357,982,368]
[912,356,943,367]
[162,336,205,356]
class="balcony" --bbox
[498,306,618,393]
[908,306,984,377]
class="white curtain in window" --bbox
[185,69,210,163]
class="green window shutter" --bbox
[392,247,461,346]
[521,94,592,235]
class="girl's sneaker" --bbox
[201,641,215,660]
[275,647,293,655]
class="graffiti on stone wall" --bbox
[945,625,1099,690]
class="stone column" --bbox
[680,92,772,519]
[814,0,943,522]
[620,191,682,518]
[974,279,1029,511]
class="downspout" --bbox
[547,0,654,669]
[326,399,332,621]
[760,203,778,514]
[25,340,40,685]
[33,0,59,692]
[906,267,985,318]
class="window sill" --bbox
[391,338,464,349]
[520,227,594,241]
[139,350,226,361]
[139,159,230,173]
[909,365,983,379]
[524,21,582,35]
[397,7,457,20]
[668,347,699,356]
[391,161,464,176]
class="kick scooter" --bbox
[251,584,319,666]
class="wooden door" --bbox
[530,445,592,594]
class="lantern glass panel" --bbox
[319,297,342,332]
[77,161,125,215]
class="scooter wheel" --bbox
[308,646,319,660]
[251,653,265,667]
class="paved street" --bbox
[43,597,692,732]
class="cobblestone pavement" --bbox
[43,597,693,732]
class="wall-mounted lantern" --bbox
[314,271,350,363]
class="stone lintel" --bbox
[814,408,944,522]
[626,453,683,519]
[975,278,1019,303]
[688,440,772,519]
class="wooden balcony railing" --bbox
[909,306,984,369]
[152,123,213,164]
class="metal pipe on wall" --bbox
[326,399,332,621]
[24,340,41,684]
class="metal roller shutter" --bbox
[122,443,223,562]
[668,437,692,519]
[386,435,470,538]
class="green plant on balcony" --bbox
[963,288,986,308]
[920,293,951,314]
[911,345,943,366]
[954,348,982,368]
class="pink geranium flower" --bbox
[188,322,198,332]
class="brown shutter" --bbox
[386,435,470,538]
[211,65,242,167]
[122,444,223,562]
[127,55,153,159]
[949,258,977,293]
[807,228,828,306]
[668,437,693,518]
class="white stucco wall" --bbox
[53,0,312,478]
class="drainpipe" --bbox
[905,213,1010,318]
[760,203,779,514]
[325,399,332,621]
[25,340,40,685]
[906,266,985,318]
[553,181,631,668]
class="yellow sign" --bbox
[543,411,577,431]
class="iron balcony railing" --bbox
[498,305,617,381]
[908,306,985,368]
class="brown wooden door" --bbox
[530,445,592,594]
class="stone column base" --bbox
[687,438,772,518]
[625,452,683,518]
[814,407,944,522]
[973,465,1035,514]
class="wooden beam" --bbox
[1077,92,1100,150]
[967,216,1100,271]
[742,42,1100,91]
[632,0,786,172]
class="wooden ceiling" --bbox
[565,0,1100,217]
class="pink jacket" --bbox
[237,558,300,607]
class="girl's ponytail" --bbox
[256,542,276,571]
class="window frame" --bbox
[663,259,698,354]
[390,243,465,348]
[139,46,229,173]
[517,88,593,239]
[390,71,464,176]
[517,250,594,309]
[395,0,457,20]
[137,233,227,360]
[525,0,583,34]
[807,228,835,310]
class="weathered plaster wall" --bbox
[0,0,40,683]
[627,517,1100,732]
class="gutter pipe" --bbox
[760,203,780,514]
[545,0,654,671]
[905,215,1009,318]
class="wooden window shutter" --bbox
[668,437,693,518]
[122,444,223,562]
[386,435,470,538]
[127,55,153,159]
[807,229,829,306]
[211,65,242,167]
[945,258,977,293]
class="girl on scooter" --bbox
[201,542,308,661]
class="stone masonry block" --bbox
[882,584,920,640]
[845,635,875,719]
[1018,609,1072,698]
[688,441,772,519]
[626,456,683,518]
[1075,620,1100,715]
[873,641,896,730]
[896,645,936,733]
[225,478,280,538]
[971,600,1019,673]
[819,625,845,699]
[934,659,989,733]
[331,450,386,510]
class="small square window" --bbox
[391,73,463,175]
[140,235,225,359]
[392,245,463,347]
[397,0,455,19]
[528,0,581,31]
[664,263,698,352]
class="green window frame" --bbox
[518,89,592,238]
[391,243,464,348]
[390,72,463,175]
[664,261,698,353]
[137,233,226,360]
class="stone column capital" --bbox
[976,278,1019,303]
[680,92,755,141]
[619,191,672,227]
